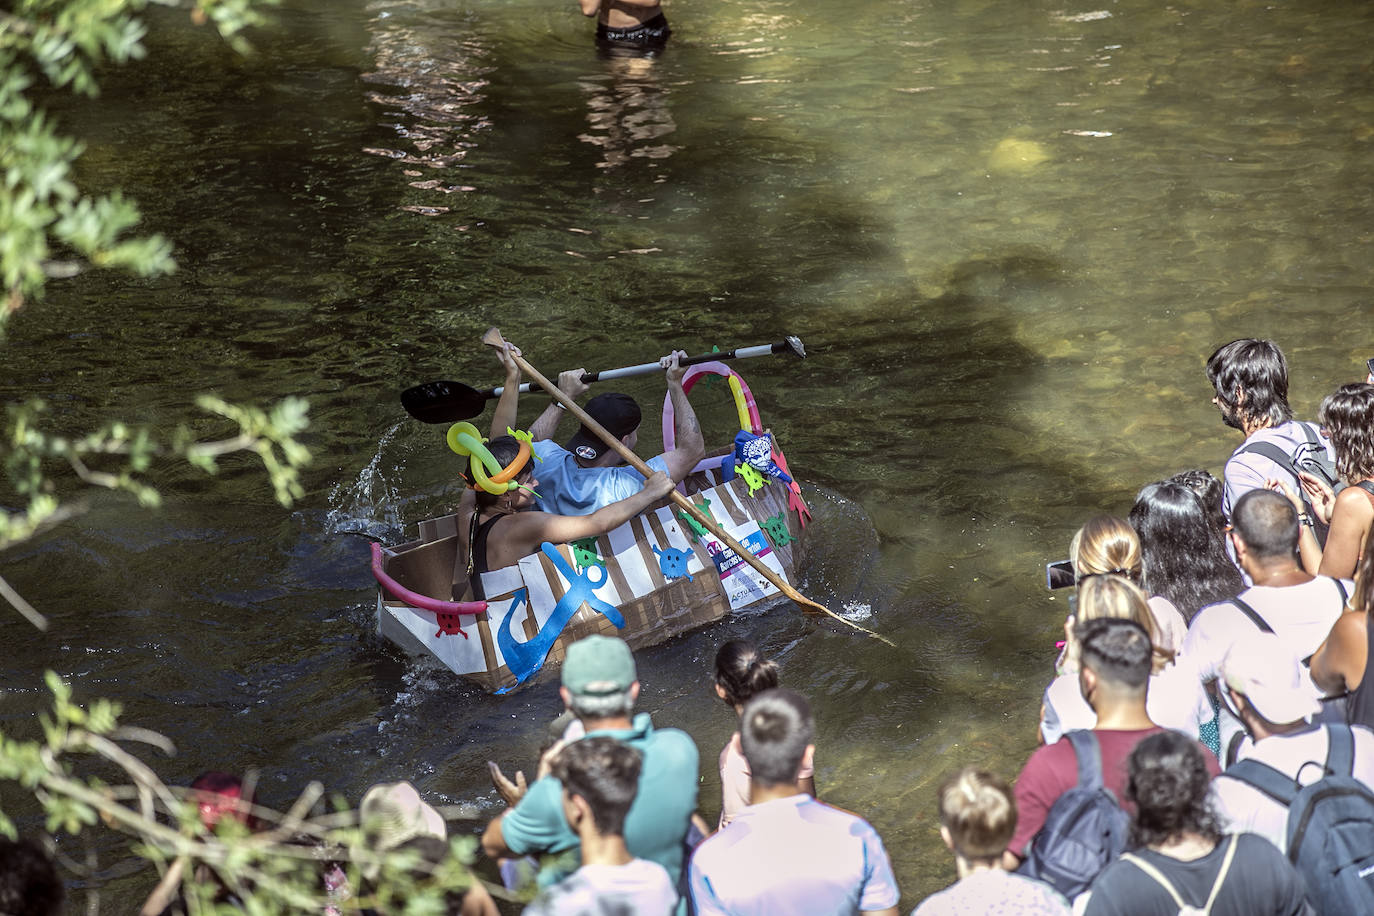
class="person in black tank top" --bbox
[1312,545,1374,728]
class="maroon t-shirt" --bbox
[1008,727,1221,856]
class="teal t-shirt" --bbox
[500,713,700,891]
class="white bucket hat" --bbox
[1221,632,1322,725]
[358,781,447,866]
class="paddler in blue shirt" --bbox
[520,350,705,517]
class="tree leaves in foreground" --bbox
[0,673,497,914]
[1,0,311,629]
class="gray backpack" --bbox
[1017,730,1131,899]
[1223,725,1374,913]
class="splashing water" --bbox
[325,422,407,542]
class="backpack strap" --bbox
[1120,853,1188,910]
[1065,730,1104,790]
[1333,576,1349,606]
[1224,730,1247,768]
[1325,723,1356,776]
[1235,440,1301,480]
[1229,596,1274,634]
[1223,757,1299,806]
[1202,834,1240,914]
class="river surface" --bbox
[2,0,1372,908]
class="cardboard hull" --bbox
[374,467,807,692]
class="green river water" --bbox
[2,0,1372,908]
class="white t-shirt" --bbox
[1183,576,1353,701]
[1147,595,1188,655]
[911,868,1069,915]
[524,858,679,916]
[1213,725,1374,853]
[1040,655,1214,746]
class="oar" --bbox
[480,328,894,646]
[402,337,806,424]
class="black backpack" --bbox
[1018,730,1131,899]
[1223,724,1374,914]
[1235,421,1338,545]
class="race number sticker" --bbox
[705,521,789,610]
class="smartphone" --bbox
[1045,559,1075,590]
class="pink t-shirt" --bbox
[718,731,815,829]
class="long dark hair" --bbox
[464,435,527,512]
[1320,383,1374,482]
[714,640,779,708]
[1126,730,1223,848]
[1129,481,1243,622]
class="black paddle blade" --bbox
[400,380,489,424]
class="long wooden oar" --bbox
[402,337,806,424]
[480,328,893,646]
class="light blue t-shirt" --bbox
[499,713,699,897]
[531,440,669,517]
[690,794,900,915]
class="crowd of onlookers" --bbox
[4,338,1373,914]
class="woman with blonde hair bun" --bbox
[1070,515,1188,654]
[1041,575,1216,751]
[910,767,1069,914]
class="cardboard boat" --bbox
[370,364,812,693]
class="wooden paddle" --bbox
[403,337,806,424]
[481,328,894,646]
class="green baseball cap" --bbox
[562,635,637,696]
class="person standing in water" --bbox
[579,0,671,58]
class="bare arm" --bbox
[1311,610,1368,696]
[659,351,705,482]
[480,813,514,860]
[529,369,591,442]
[578,0,601,17]
[489,337,523,438]
[499,472,675,559]
[1317,485,1374,580]
[861,909,899,916]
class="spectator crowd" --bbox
[6,339,1374,915]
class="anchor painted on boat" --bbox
[570,536,604,573]
[759,512,795,549]
[495,542,626,693]
[653,544,695,581]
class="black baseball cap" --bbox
[565,393,641,461]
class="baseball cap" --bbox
[565,393,641,462]
[1221,632,1322,725]
[562,635,637,697]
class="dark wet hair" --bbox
[1320,383,1374,482]
[714,640,780,708]
[1167,469,1227,539]
[1130,481,1244,621]
[1076,617,1151,690]
[740,688,813,787]
[550,736,642,837]
[1206,338,1292,427]
[1233,488,1299,559]
[1126,730,1222,848]
[0,839,63,916]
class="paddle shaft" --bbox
[486,340,829,616]
[483,339,801,400]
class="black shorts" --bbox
[596,13,671,58]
